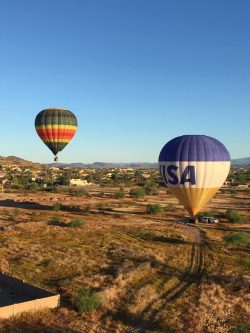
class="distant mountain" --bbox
[48,158,250,169]
[1,155,249,169]
[231,157,250,166]
[0,156,40,168]
[48,162,158,169]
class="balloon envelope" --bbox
[159,135,230,216]
[35,108,78,160]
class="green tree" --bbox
[61,174,70,185]
[11,177,19,186]
[29,182,39,192]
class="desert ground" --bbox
[0,186,249,333]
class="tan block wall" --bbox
[0,295,60,319]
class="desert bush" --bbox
[51,214,62,225]
[114,188,125,199]
[67,218,84,228]
[244,188,250,195]
[129,188,145,198]
[243,257,250,270]
[144,182,158,195]
[224,232,250,246]
[29,182,40,192]
[165,203,177,212]
[0,258,9,273]
[74,287,102,313]
[226,209,247,223]
[82,204,92,213]
[30,211,39,222]
[134,231,185,244]
[52,203,61,211]
[146,204,163,215]
[8,209,19,222]
[62,204,82,213]
[98,191,105,197]
[230,189,237,196]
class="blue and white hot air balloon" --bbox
[159,135,230,216]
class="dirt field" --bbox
[0,187,249,332]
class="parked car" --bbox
[198,216,219,224]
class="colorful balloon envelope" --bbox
[35,108,78,161]
[159,135,230,216]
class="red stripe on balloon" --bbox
[36,128,76,141]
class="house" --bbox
[141,173,151,179]
[70,179,92,187]
[235,184,249,190]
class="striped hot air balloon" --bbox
[35,108,78,161]
[159,135,230,216]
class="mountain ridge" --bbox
[0,156,249,168]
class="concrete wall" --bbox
[0,274,60,319]
[0,295,60,319]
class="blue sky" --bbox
[0,0,249,163]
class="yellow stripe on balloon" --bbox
[44,139,71,143]
[169,187,220,216]
[35,125,77,130]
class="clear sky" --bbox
[0,0,249,163]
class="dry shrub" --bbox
[0,258,9,273]
[127,284,158,315]
[179,283,247,333]
[101,261,151,312]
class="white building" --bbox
[70,179,92,187]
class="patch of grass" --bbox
[224,232,250,247]
[226,209,247,223]
[231,323,250,333]
[68,188,90,197]
[146,204,163,215]
[74,287,102,313]
[67,218,85,228]
[243,257,250,271]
